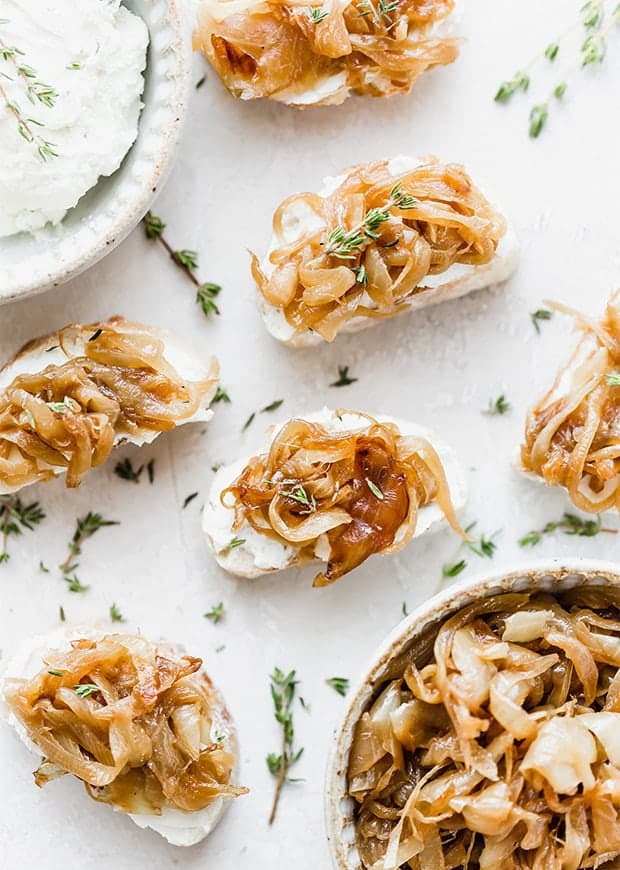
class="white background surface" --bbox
[1,1,620,868]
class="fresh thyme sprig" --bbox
[143,212,222,318]
[326,677,349,697]
[607,372,620,386]
[60,512,119,592]
[0,38,58,160]
[518,512,616,546]
[531,308,553,333]
[496,1,620,138]
[0,496,45,563]
[330,365,358,387]
[267,668,304,825]
[323,184,417,260]
[441,522,499,585]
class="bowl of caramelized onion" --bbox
[326,560,620,870]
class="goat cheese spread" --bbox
[0,0,149,237]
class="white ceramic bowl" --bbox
[324,558,620,870]
[0,0,192,305]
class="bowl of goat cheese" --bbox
[0,0,192,303]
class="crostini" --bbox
[1,625,246,846]
[521,291,620,513]
[0,317,219,493]
[203,408,466,585]
[251,156,518,346]
[194,0,460,107]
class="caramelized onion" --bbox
[222,413,464,585]
[348,587,620,869]
[194,0,458,105]
[251,159,506,341]
[522,291,620,513]
[0,318,218,491]
[5,634,247,816]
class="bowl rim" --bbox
[0,0,191,305]
[324,557,620,870]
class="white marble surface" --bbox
[1,1,620,867]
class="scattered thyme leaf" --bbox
[330,366,357,387]
[226,537,246,550]
[183,492,199,509]
[531,308,553,333]
[114,457,144,483]
[365,478,384,500]
[529,103,549,138]
[39,560,49,573]
[402,601,409,617]
[214,387,231,403]
[59,512,118,591]
[59,605,66,622]
[262,399,284,413]
[326,677,349,697]
[147,459,155,484]
[48,670,64,677]
[442,558,467,578]
[196,74,206,89]
[73,683,99,699]
[109,603,124,623]
[242,412,255,432]
[204,602,225,623]
[88,328,102,342]
[280,484,316,514]
[607,372,620,386]
[484,394,511,416]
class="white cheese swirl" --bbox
[0,0,148,237]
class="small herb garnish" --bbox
[183,492,199,509]
[440,522,500,585]
[365,478,384,500]
[147,459,155,484]
[262,399,284,413]
[242,412,255,432]
[39,560,49,573]
[214,387,231,403]
[330,365,358,387]
[307,5,329,22]
[73,683,99,699]
[114,457,146,483]
[518,512,616,546]
[267,668,304,825]
[88,328,102,342]
[402,601,409,617]
[59,605,66,622]
[326,677,349,697]
[484,394,511,416]
[531,308,553,333]
[0,495,45,564]
[196,74,206,89]
[143,212,222,318]
[109,603,124,623]
[48,670,64,677]
[607,372,620,386]
[280,484,316,514]
[227,537,246,550]
[204,602,225,623]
